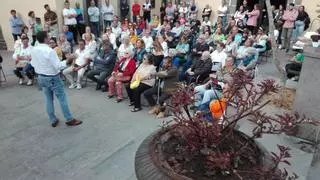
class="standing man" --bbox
[30,31,82,127]
[44,4,59,38]
[143,0,152,23]
[101,0,114,28]
[282,3,298,52]
[88,0,100,38]
[9,9,23,42]
[63,1,78,44]
[120,0,130,21]
[132,0,141,23]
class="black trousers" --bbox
[144,12,151,22]
[13,67,34,80]
[144,86,171,107]
[126,83,151,108]
[285,63,302,79]
[68,25,78,44]
[86,69,111,86]
[76,23,86,40]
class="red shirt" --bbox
[132,4,141,16]
[138,21,146,30]
[113,58,136,77]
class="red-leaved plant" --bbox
[160,70,319,180]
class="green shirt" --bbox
[295,53,304,63]
[34,24,43,34]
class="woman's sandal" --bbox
[131,107,142,112]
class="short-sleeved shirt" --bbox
[75,49,89,66]
[63,8,77,25]
[44,11,58,25]
[295,53,304,63]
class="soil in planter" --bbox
[159,130,263,180]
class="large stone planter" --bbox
[134,127,273,180]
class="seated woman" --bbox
[82,26,95,40]
[133,39,146,65]
[152,38,164,71]
[48,37,63,60]
[58,33,71,59]
[213,27,226,44]
[194,56,235,112]
[121,18,129,31]
[224,35,238,56]
[285,53,304,81]
[157,35,168,57]
[129,28,139,46]
[126,54,156,112]
[118,36,134,59]
[210,42,228,73]
[84,33,97,60]
[12,34,34,85]
[254,27,268,53]
[107,49,136,102]
[171,36,190,68]
[144,57,178,118]
[236,39,259,73]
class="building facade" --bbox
[0,0,318,50]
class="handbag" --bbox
[130,75,140,89]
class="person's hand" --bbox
[117,73,123,77]
[188,71,195,76]
[73,67,81,72]
[66,58,73,66]
[111,72,116,76]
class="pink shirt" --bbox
[282,9,298,29]
[246,10,260,27]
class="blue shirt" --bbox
[9,16,23,35]
[74,8,84,23]
[65,32,74,43]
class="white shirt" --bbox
[161,41,168,57]
[31,44,67,75]
[118,43,134,58]
[88,7,100,22]
[179,7,188,14]
[108,33,117,49]
[171,26,183,37]
[12,45,32,60]
[142,36,153,53]
[63,8,77,25]
[112,26,122,38]
[85,40,97,59]
[202,21,212,27]
[210,50,227,71]
[75,48,89,66]
[218,6,228,17]
[101,4,114,21]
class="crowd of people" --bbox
[8,0,312,119]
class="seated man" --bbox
[285,53,304,81]
[63,39,89,90]
[181,51,212,84]
[87,43,116,91]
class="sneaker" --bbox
[19,78,23,85]
[69,83,76,89]
[27,79,33,86]
[76,83,82,90]
[278,45,282,49]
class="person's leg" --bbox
[23,64,34,80]
[133,83,151,109]
[143,86,158,106]
[178,71,186,82]
[97,71,109,86]
[281,28,288,49]
[62,66,75,85]
[199,89,222,112]
[94,22,100,38]
[194,85,206,107]
[107,76,116,96]
[52,76,73,121]
[125,83,134,103]
[13,68,23,79]
[76,68,86,85]
[297,23,305,41]
[86,69,100,82]
[116,76,131,99]
[286,28,293,51]
[38,76,58,123]
[69,25,78,44]
[133,16,137,23]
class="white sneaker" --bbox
[278,45,282,49]
[69,83,76,89]
[27,79,33,86]
[76,83,82,90]
[19,78,23,85]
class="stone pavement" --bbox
[0,50,318,180]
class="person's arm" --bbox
[288,10,299,22]
[51,13,58,24]
[88,8,94,16]
[48,50,68,71]
[122,60,136,77]
[95,7,100,17]
[194,61,212,76]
